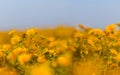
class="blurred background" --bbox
[0,0,120,30]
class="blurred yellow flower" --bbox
[47,37,55,42]
[110,49,118,55]
[13,47,27,55]
[89,28,103,35]
[8,30,16,35]
[105,24,116,32]
[49,49,55,54]
[113,53,120,62]
[51,61,57,67]
[58,43,68,52]
[11,35,21,44]
[2,44,11,51]
[26,28,37,36]
[48,42,55,48]
[74,32,83,38]
[7,53,16,63]
[0,51,3,57]
[0,67,18,75]
[57,52,72,66]
[67,46,76,52]
[30,63,53,75]
[37,56,46,63]
[87,39,94,46]
[18,53,31,65]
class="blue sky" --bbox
[0,0,120,30]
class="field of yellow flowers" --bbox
[0,24,120,75]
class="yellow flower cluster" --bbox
[0,24,120,75]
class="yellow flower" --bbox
[114,30,120,35]
[37,56,46,63]
[57,52,72,66]
[110,49,118,55]
[85,50,89,55]
[2,44,11,51]
[11,35,21,44]
[113,53,120,62]
[51,61,57,67]
[0,51,3,57]
[26,28,37,36]
[8,30,16,35]
[116,40,120,46]
[87,39,94,46]
[94,29,103,34]
[74,32,83,38]
[13,47,27,55]
[67,46,76,52]
[89,28,103,35]
[105,24,116,33]
[48,42,55,48]
[30,63,53,75]
[0,67,18,75]
[47,37,55,42]
[18,53,31,65]
[49,49,55,54]
[7,53,16,63]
